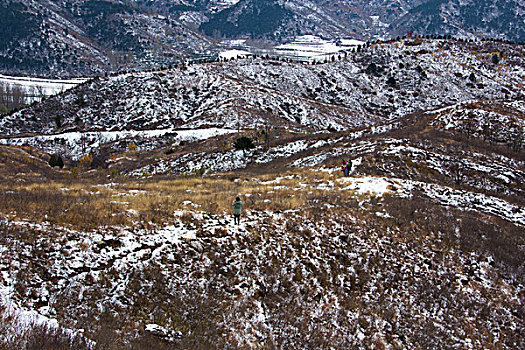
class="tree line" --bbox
[0,81,46,115]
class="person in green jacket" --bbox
[232,196,242,225]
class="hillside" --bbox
[1,0,525,77]
[0,38,524,348]
[0,110,523,349]
[396,0,525,42]
[200,0,295,40]
[1,38,523,140]
[0,0,215,77]
[198,0,525,43]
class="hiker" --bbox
[346,159,352,176]
[342,159,351,176]
[232,196,242,225]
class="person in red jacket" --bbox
[342,159,351,176]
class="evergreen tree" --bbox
[55,115,62,128]
[49,154,64,168]
[386,76,397,87]
[234,136,255,155]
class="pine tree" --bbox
[49,154,64,168]
[234,136,255,155]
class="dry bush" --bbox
[129,334,174,350]
[382,192,525,281]
[136,177,243,214]
[133,195,176,225]
[458,216,524,280]
[136,174,312,215]
[0,306,89,350]
[25,324,90,350]
[0,182,117,229]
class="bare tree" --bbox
[449,160,464,185]
[481,121,491,143]
[489,120,502,145]
[463,113,477,139]
[510,127,523,153]
[10,85,26,110]
[263,121,273,150]
[79,133,89,155]
[35,85,46,102]
[0,83,28,111]
[0,82,6,107]
[0,83,7,114]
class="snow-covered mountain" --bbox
[0,0,216,77]
[1,0,524,77]
[200,0,525,42]
[394,0,525,41]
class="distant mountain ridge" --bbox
[200,0,294,40]
[0,0,524,76]
[0,0,215,77]
[201,0,525,42]
[397,0,525,41]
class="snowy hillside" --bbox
[0,37,524,349]
[395,0,525,42]
[0,132,523,348]
[200,0,525,43]
[1,38,523,141]
[0,0,216,77]
[2,0,524,77]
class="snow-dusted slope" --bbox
[2,0,524,77]
[395,0,525,42]
[0,0,216,77]
[1,38,522,138]
[199,0,525,43]
[0,38,523,348]
[0,168,523,348]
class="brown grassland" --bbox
[0,168,340,231]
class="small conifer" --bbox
[49,154,64,168]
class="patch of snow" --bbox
[219,50,253,60]
[275,35,363,61]
[0,74,87,103]
[0,128,238,160]
[338,176,393,196]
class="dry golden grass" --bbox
[0,167,367,230]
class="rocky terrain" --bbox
[0,38,523,349]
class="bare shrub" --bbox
[25,324,90,350]
[0,306,89,350]
[458,216,524,280]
